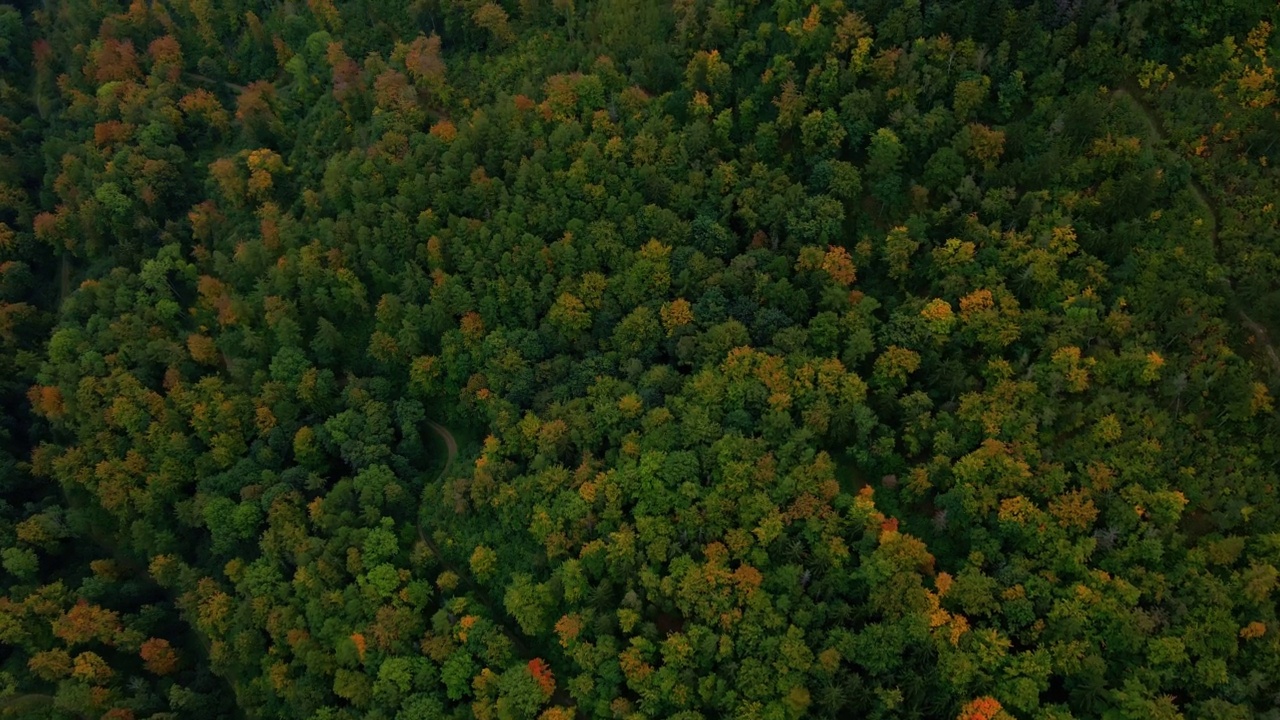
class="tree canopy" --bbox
[1,1,1279,719]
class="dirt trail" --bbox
[0,694,57,716]
[1237,307,1280,371]
[417,420,457,546]
[414,421,574,709]
[58,253,69,302]
[426,420,458,481]
[184,72,249,94]
[1113,86,1280,375]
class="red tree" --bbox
[527,658,555,696]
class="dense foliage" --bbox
[1,1,1279,718]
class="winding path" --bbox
[0,694,59,718]
[414,420,575,710]
[417,420,458,546]
[426,420,458,480]
[1112,86,1280,375]
[184,72,249,94]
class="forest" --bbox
[0,0,1279,718]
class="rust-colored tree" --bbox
[140,637,180,675]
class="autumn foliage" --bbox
[2,2,1280,719]
[52,601,121,646]
[959,697,1005,720]
[140,638,179,675]
[527,658,555,697]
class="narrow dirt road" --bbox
[58,253,69,303]
[418,420,457,546]
[184,72,248,94]
[0,694,57,717]
[426,420,458,481]
[1236,307,1280,371]
[413,420,569,705]
[1113,86,1280,375]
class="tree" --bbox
[866,128,905,209]
[403,35,446,88]
[140,637,180,675]
[10,2,1280,718]
[473,3,516,46]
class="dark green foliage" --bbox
[0,1,1277,719]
